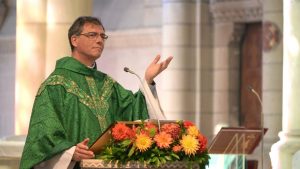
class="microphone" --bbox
[124,67,166,130]
[124,67,135,75]
[247,86,262,107]
[247,85,264,169]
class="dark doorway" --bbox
[240,22,262,128]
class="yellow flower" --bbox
[180,135,199,156]
[135,134,152,152]
[187,126,200,137]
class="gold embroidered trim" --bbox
[85,76,115,132]
[37,75,96,110]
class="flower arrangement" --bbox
[98,120,210,169]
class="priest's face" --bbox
[71,23,107,64]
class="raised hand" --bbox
[145,55,173,84]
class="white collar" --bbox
[88,62,96,69]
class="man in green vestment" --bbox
[20,16,173,169]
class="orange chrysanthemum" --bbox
[112,123,132,141]
[172,145,182,153]
[154,132,173,149]
[180,135,199,156]
[135,133,152,152]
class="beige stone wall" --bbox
[262,0,283,169]
[97,28,161,91]
[199,2,215,139]
[262,0,283,143]
[161,0,198,122]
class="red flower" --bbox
[161,123,181,139]
[111,123,133,141]
[183,121,195,129]
[126,127,136,139]
[197,133,208,153]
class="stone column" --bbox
[16,0,47,134]
[211,22,234,129]
[270,0,300,168]
[262,0,283,169]
[161,0,198,122]
[45,0,92,76]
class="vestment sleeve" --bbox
[139,79,166,120]
[110,82,149,122]
[20,86,75,169]
[34,146,76,169]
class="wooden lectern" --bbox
[208,127,267,154]
[207,127,267,169]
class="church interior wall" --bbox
[160,0,201,123]
[262,0,283,168]
[93,0,162,92]
[209,0,283,168]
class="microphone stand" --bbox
[124,67,163,131]
[248,86,264,169]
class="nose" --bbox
[95,35,104,44]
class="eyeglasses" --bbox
[79,32,108,40]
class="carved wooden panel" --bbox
[240,23,262,128]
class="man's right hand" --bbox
[72,138,95,161]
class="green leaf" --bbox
[165,156,172,161]
[170,153,180,160]
[152,157,158,162]
[149,128,156,137]
[151,157,160,167]
[121,139,132,147]
[159,157,166,164]
[128,145,135,157]
[151,153,155,157]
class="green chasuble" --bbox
[20,56,149,169]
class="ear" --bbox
[71,35,78,48]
